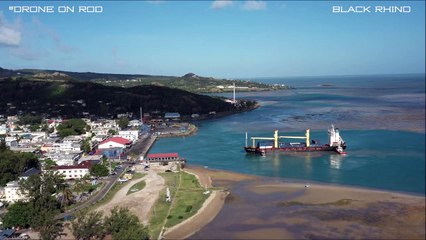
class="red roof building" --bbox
[146,153,179,162]
[98,137,131,149]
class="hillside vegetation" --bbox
[0,77,244,118]
[0,67,288,93]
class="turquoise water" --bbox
[151,74,425,194]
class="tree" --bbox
[0,148,39,186]
[81,139,91,153]
[117,117,129,130]
[57,119,87,138]
[2,201,33,228]
[29,124,40,132]
[71,210,105,240]
[59,183,75,208]
[18,114,42,125]
[90,164,109,177]
[38,218,63,240]
[104,207,150,240]
[108,129,117,136]
[19,171,65,230]
[43,158,58,169]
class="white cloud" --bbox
[242,1,266,11]
[210,0,234,10]
[0,12,21,46]
[31,16,77,53]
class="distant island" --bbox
[0,67,289,94]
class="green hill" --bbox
[0,77,251,119]
[0,67,288,93]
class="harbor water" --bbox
[151,74,425,194]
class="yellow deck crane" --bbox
[247,129,311,148]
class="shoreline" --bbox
[186,164,425,197]
[165,164,424,239]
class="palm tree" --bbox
[73,178,85,196]
[60,184,74,208]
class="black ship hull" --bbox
[244,144,346,155]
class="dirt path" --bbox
[96,169,165,225]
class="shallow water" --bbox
[151,74,425,194]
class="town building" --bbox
[118,130,139,142]
[19,167,41,181]
[146,153,180,162]
[98,137,131,149]
[4,181,26,203]
[49,161,92,180]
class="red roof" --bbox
[100,137,131,145]
[147,153,179,159]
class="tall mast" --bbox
[233,82,236,106]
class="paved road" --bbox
[54,166,127,220]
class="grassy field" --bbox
[149,171,208,239]
[127,180,146,195]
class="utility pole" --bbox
[140,107,143,124]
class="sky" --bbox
[0,0,425,78]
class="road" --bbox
[54,166,127,220]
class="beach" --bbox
[181,165,425,239]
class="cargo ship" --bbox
[244,124,346,155]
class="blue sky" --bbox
[0,1,424,78]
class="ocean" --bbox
[151,74,425,194]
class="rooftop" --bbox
[100,136,131,145]
[147,153,179,159]
[20,167,42,177]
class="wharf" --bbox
[126,134,157,159]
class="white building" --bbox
[118,130,139,142]
[5,181,27,203]
[49,161,91,180]
[0,124,6,135]
[128,120,142,127]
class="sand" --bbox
[95,168,165,225]
[181,166,425,240]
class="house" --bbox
[98,137,131,149]
[19,167,41,181]
[128,119,142,127]
[78,155,102,165]
[0,229,16,240]
[93,134,108,143]
[4,181,27,203]
[0,124,6,135]
[118,130,139,142]
[43,152,81,166]
[63,135,83,143]
[164,112,180,121]
[49,161,92,180]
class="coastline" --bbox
[168,165,425,239]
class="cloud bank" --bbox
[211,0,234,10]
[0,12,21,46]
[242,1,266,11]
